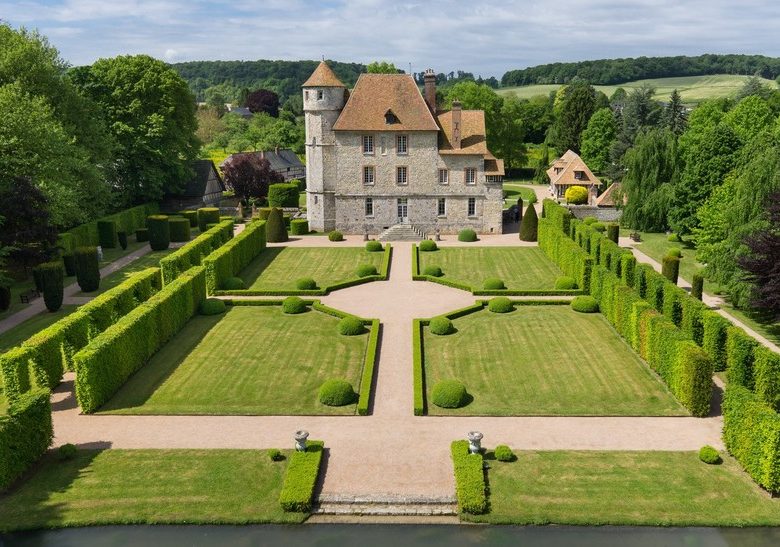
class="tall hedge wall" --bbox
[268,183,299,208]
[726,326,759,389]
[203,220,267,294]
[74,266,206,413]
[537,218,592,291]
[159,219,233,285]
[59,203,159,251]
[0,388,52,490]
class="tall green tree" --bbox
[722,95,774,143]
[663,89,687,136]
[367,61,399,74]
[580,107,617,173]
[493,96,527,169]
[609,85,662,174]
[72,55,199,205]
[550,82,598,154]
[737,193,780,315]
[533,143,551,184]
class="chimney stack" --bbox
[424,68,437,114]
[451,100,462,150]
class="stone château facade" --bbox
[303,61,504,235]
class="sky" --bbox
[3,0,780,77]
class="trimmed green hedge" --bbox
[413,319,425,416]
[266,208,288,243]
[97,219,118,248]
[135,228,149,242]
[538,217,592,291]
[199,298,226,315]
[74,246,100,293]
[419,239,437,251]
[488,297,513,313]
[571,295,598,313]
[279,441,324,512]
[702,311,730,372]
[357,318,380,416]
[338,316,365,335]
[458,228,478,242]
[754,347,780,412]
[74,266,206,413]
[432,379,469,408]
[328,230,343,242]
[518,203,538,241]
[319,379,356,406]
[169,217,192,242]
[0,388,52,490]
[430,316,454,335]
[723,384,780,493]
[282,296,307,314]
[268,183,299,208]
[450,440,487,514]
[290,219,309,235]
[726,326,759,389]
[160,219,233,285]
[60,203,159,249]
[197,207,220,233]
[146,215,170,251]
[202,220,266,294]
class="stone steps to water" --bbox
[313,494,457,516]
[378,224,425,241]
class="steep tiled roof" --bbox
[302,61,346,88]
[547,149,601,187]
[169,160,224,198]
[437,110,489,155]
[332,74,439,131]
[484,152,505,176]
[596,182,626,207]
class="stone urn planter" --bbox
[467,431,483,454]
[295,430,309,452]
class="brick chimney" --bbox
[451,100,462,150]
[423,68,436,114]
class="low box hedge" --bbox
[413,319,425,416]
[450,440,487,514]
[179,210,198,227]
[268,183,299,208]
[0,388,53,490]
[279,440,324,512]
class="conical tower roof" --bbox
[302,61,346,88]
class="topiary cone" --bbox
[519,203,538,241]
[266,207,288,243]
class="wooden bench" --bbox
[629,232,642,242]
[19,289,40,304]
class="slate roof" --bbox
[223,149,304,172]
[547,149,601,187]
[172,160,225,198]
[302,61,346,88]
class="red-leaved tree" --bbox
[244,89,280,117]
[737,191,780,316]
[222,154,284,203]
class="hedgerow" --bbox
[202,220,266,294]
[450,440,487,514]
[413,319,425,416]
[754,347,780,412]
[702,311,730,372]
[537,218,592,291]
[60,203,158,248]
[726,326,759,389]
[279,440,324,512]
[160,219,233,285]
[357,318,380,416]
[0,388,52,490]
[268,183,299,208]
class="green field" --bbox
[100,305,369,415]
[423,305,684,416]
[240,247,386,291]
[466,451,780,526]
[0,449,304,531]
[418,247,562,291]
[498,74,778,103]
[0,305,78,353]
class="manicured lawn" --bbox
[721,304,780,346]
[634,232,716,292]
[0,449,304,531]
[418,247,563,291]
[0,305,78,353]
[100,305,370,415]
[502,183,537,209]
[240,247,386,291]
[466,451,780,526]
[97,238,148,268]
[423,305,684,416]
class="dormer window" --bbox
[554,167,563,175]
[574,170,585,180]
[385,109,399,124]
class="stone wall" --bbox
[568,205,623,222]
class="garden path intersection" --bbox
[50,232,724,500]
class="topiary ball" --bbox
[328,230,344,242]
[423,265,443,277]
[365,240,383,252]
[222,277,246,290]
[319,379,357,406]
[483,278,505,290]
[56,443,78,461]
[494,445,516,462]
[338,316,365,336]
[199,298,227,315]
[458,228,478,242]
[282,296,307,314]
[432,379,469,409]
[419,240,438,252]
[667,233,681,242]
[699,445,721,464]
[356,264,378,277]
[296,277,317,290]
[429,316,454,335]
[667,247,683,258]
[554,276,577,290]
[488,297,513,313]
[571,295,599,313]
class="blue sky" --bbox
[3,0,780,77]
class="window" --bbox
[314,195,318,204]
[305,90,309,100]
[362,135,374,154]
[363,166,375,185]
[574,170,584,180]
[486,175,502,183]
[437,198,446,217]
[554,167,563,175]
[468,197,476,217]
[396,166,408,185]
[465,168,476,185]
[397,135,408,154]
[365,197,374,217]
[438,168,449,185]
[317,90,324,100]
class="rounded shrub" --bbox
[419,239,437,251]
[35,261,64,312]
[268,183,299,208]
[432,379,469,409]
[146,215,170,251]
[565,185,588,204]
[319,379,357,406]
[328,230,344,242]
[268,448,284,462]
[458,228,478,242]
[365,240,383,252]
[296,277,317,290]
[56,443,78,461]
[423,265,443,277]
[667,247,683,258]
[483,278,505,290]
[667,233,680,242]
[583,216,598,225]
[135,228,149,242]
[571,295,599,313]
[169,217,191,242]
[554,276,577,290]
[222,277,246,290]
[117,231,128,250]
[180,210,198,227]
[519,203,538,242]
[282,296,307,314]
[199,298,226,315]
[290,218,309,235]
[338,316,365,336]
[494,445,516,462]
[429,316,454,335]
[266,207,289,243]
[699,445,721,465]
[356,264,378,277]
[591,222,606,232]
[197,207,220,232]
[488,297,513,313]
[74,246,100,293]
[62,254,76,277]
[0,285,9,312]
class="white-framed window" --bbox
[486,175,502,183]
[438,169,449,185]
[396,166,408,185]
[437,198,446,217]
[363,166,375,185]
[396,134,408,154]
[317,90,324,100]
[362,135,374,154]
[574,170,584,180]
[468,197,476,217]
[465,168,476,185]
[365,197,374,217]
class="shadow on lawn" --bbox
[235,247,285,287]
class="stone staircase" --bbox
[313,494,457,516]
[378,224,425,241]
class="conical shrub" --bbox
[519,203,538,241]
[266,207,288,243]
